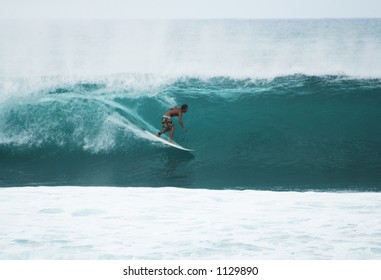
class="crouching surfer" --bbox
[157,104,188,143]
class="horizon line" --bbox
[1,16,380,20]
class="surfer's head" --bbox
[181,104,188,113]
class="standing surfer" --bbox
[157,104,188,143]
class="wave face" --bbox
[1,75,381,190]
[1,19,381,190]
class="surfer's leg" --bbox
[157,129,168,137]
[157,128,164,137]
[158,117,174,140]
[169,126,175,143]
[158,118,169,137]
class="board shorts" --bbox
[161,116,174,132]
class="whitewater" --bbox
[1,187,380,259]
[0,19,381,259]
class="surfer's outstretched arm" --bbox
[178,111,187,132]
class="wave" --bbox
[1,19,381,189]
[1,74,381,190]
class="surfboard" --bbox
[143,129,194,152]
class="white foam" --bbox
[0,187,380,259]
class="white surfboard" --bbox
[143,129,194,152]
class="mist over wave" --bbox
[1,19,381,79]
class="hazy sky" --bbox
[1,0,380,19]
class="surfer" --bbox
[157,104,188,143]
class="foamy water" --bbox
[0,187,380,259]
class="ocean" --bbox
[0,19,380,259]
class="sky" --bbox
[0,0,380,19]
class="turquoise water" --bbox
[1,75,380,190]
[1,19,381,190]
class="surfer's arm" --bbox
[178,112,187,132]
